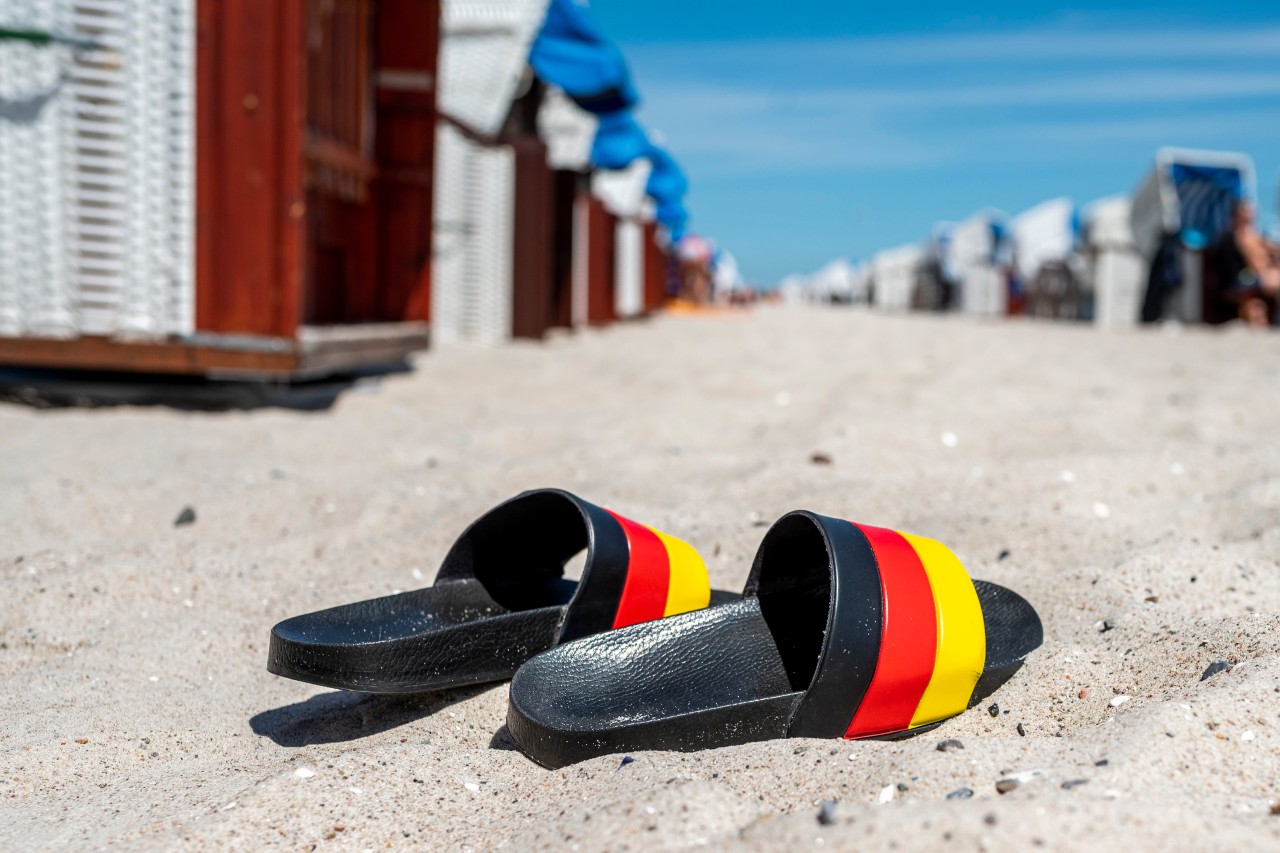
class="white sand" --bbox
[3,307,1280,850]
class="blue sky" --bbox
[591,2,1280,285]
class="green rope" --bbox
[0,26,99,51]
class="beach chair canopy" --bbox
[946,210,1010,271]
[712,250,746,295]
[809,258,867,302]
[1081,196,1135,251]
[1130,147,1256,257]
[438,0,550,136]
[1011,197,1079,281]
[538,86,597,170]
[593,158,652,218]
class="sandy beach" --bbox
[4,306,1280,850]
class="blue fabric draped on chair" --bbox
[529,0,638,115]
[645,143,689,237]
[529,0,691,235]
[1169,163,1245,249]
[591,111,649,171]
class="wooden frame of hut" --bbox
[0,0,440,378]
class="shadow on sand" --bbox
[251,685,493,747]
[0,363,412,413]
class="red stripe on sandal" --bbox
[844,523,939,738]
[606,511,672,628]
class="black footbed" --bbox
[269,578,742,693]
[268,488,737,694]
[269,577,576,692]
[507,581,1042,768]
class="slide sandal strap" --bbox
[840,524,986,737]
[750,512,985,740]
[435,489,709,643]
[559,501,710,641]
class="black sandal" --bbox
[508,510,1042,767]
[268,489,718,693]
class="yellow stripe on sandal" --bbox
[899,532,987,728]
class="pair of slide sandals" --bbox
[269,489,1042,768]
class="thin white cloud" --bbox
[646,71,1280,115]
[628,22,1280,178]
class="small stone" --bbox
[1109,695,1130,708]
[1094,759,1109,767]
[463,782,480,792]
[1241,731,1255,742]
[878,784,895,804]
[996,770,1042,794]
[1097,617,1117,633]
[1201,659,1232,681]
[997,549,1010,561]
[74,738,88,745]
[1078,688,1091,699]
[294,767,315,779]
[618,756,635,769]
[936,739,965,752]
[809,452,833,466]
[896,783,909,792]
[988,703,1000,718]
[984,813,997,826]
[817,800,838,825]
[1016,723,1026,737]
[173,507,197,527]
[941,432,959,448]
[1270,802,1280,816]
[946,787,974,800]
[1061,779,1089,791]
[1092,502,1111,519]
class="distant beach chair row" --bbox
[790,147,1270,329]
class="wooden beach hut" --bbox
[1081,196,1145,329]
[803,258,865,305]
[430,0,548,345]
[1129,147,1256,324]
[0,0,439,378]
[911,223,956,312]
[871,244,925,311]
[1012,197,1088,320]
[431,0,667,342]
[947,210,1012,317]
[593,159,655,318]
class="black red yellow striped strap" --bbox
[435,489,709,643]
[750,512,986,740]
